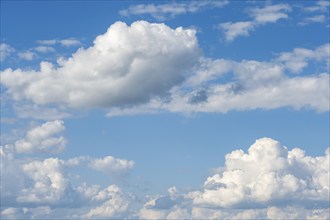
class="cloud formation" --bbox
[14,120,66,153]
[1,137,329,219]
[119,1,228,20]
[219,4,291,42]
[1,21,199,109]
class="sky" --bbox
[0,0,329,219]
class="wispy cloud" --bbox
[218,4,291,42]
[119,0,228,20]
[36,38,82,47]
[0,43,15,62]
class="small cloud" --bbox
[0,43,15,62]
[18,51,36,61]
[298,15,326,26]
[34,46,56,53]
[36,38,82,47]
[15,120,66,153]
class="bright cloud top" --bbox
[1,21,199,109]
[191,138,329,209]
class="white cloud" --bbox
[59,39,81,47]
[14,120,66,153]
[304,0,330,12]
[36,38,81,47]
[298,15,326,26]
[83,185,134,218]
[249,4,292,24]
[34,46,56,53]
[119,1,228,20]
[89,156,135,177]
[277,43,330,73]
[219,4,291,42]
[1,21,199,109]
[190,137,330,208]
[218,21,255,42]
[0,43,15,62]
[18,51,36,61]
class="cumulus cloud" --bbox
[119,1,228,20]
[89,156,135,177]
[190,137,330,209]
[1,21,199,109]
[107,43,329,117]
[14,120,66,153]
[0,43,15,62]
[218,4,291,42]
[1,143,135,217]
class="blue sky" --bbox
[1,0,329,219]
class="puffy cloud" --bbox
[17,157,69,204]
[219,4,291,42]
[89,156,135,177]
[83,185,134,218]
[190,137,330,208]
[119,1,228,20]
[14,120,66,153]
[0,43,15,62]
[1,21,199,109]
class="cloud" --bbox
[218,21,255,42]
[249,4,292,24]
[36,38,82,47]
[276,43,330,73]
[83,185,134,218]
[1,21,199,109]
[14,120,66,153]
[119,1,228,20]
[1,137,329,219]
[0,43,15,62]
[34,46,56,53]
[218,4,291,42]
[190,137,330,208]
[303,0,330,12]
[89,156,135,177]
[18,51,36,61]
[106,44,329,117]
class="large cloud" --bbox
[190,138,330,209]
[1,21,199,109]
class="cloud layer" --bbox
[1,136,329,219]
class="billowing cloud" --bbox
[14,120,66,153]
[190,137,329,209]
[119,1,228,20]
[218,4,291,42]
[1,21,199,109]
